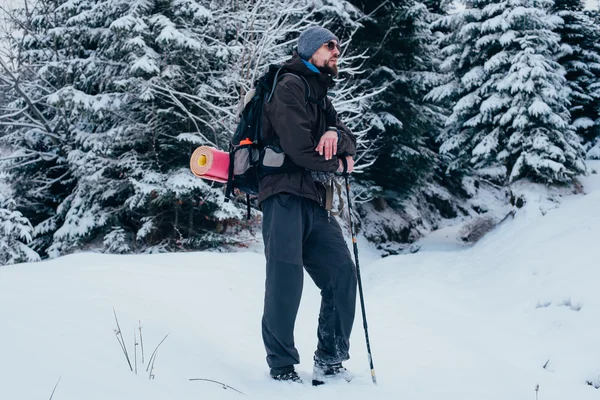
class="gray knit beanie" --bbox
[297,26,339,61]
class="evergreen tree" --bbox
[0,0,245,257]
[553,0,600,159]
[588,8,600,158]
[339,0,488,254]
[428,0,586,184]
[346,0,448,200]
[423,0,454,14]
[0,0,75,257]
[0,175,40,265]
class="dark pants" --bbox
[261,193,357,369]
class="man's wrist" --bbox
[328,126,341,142]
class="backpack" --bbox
[224,64,326,219]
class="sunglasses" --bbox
[324,40,341,53]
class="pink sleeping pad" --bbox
[190,146,230,183]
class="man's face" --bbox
[309,40,341,77]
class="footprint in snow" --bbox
[535,299,582,311]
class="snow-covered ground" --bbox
[1,161,599,400]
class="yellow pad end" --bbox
[197,154,208,167]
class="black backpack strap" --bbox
[273,72,311,105]
[266,68,284,103]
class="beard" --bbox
[317,58,339,77]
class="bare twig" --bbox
[30,171,70,196]
[133,329,138,375]
[48,375,62,400]
[139,320,145,365]
[189,378,245,395]
[0,57,59,145]
[146,333,169,380]
[356,0,390,22]
[113,308,133,371]
[148,350,158,380]
[3,157,42,170]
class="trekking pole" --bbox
[344,174,377,385]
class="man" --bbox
[258,26,358,385]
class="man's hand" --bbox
[337,156,355,174]
[315,130,338,160]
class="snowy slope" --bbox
[1,164,600,400]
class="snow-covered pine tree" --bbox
[587,8,600,158]
[345,0,447,198]
[340,0,439,206]
[0,174,40,265]
[428,0,586,184]
[0,1,76,257]
[48,0,263,255]
[553,0,600,159]
[338,0,493,254]
[0,0,246,257]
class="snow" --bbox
[588,143,600,159]
[475,165,508,180]
[471,129,498,158]
[1,163,600,399]
[528,99,552,117]
[130,54,160,75]
[461,66,485,88]
[152,15,203,51]
[480,93,508,115]
[173,0,211,22]
[584,0,600,10]
[454,92,481,113]
[573,117,595,129]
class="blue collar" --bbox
[301,59,321,74]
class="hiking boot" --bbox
[270,365,303,383]
[312,358,353,386]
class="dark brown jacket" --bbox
[258,54,357,206]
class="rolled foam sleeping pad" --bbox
[190,146,230,183]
